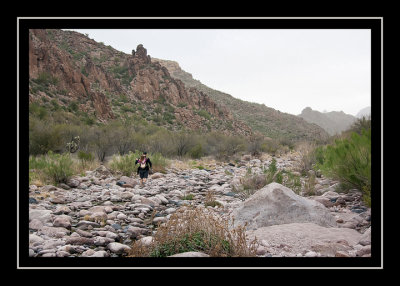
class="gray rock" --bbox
[93,236,115,246]
[358,227,371,246]
[53,205,72,215]
[65,237,95,245]
[29,219,44,231]
[38,226,70,238]
[76,220,101,229]
[107,242,131,254]
[247,223,362,257]
[313,197,334,208]
[120,176,136,186]
[168,251,210,257]
[90,250,109,257]
[75,229,93,238]
[29,209,53,224]
[29,234,44,246]
[67,179,80,188]
[53,215,72,229]
[231,183,337,230]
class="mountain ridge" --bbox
[298,107,357,136]
[152,58,330,143]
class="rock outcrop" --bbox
[28,29,252,136]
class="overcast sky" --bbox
[67,29,371,116]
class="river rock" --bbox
[168,251,210,257]
[107,242,131,254]
[53,215,72,229]
[29,209,53,224]
[232,183,337,230]
[358,227,371,246]
[247,222,362,256]
[29,219,44,231]
[38,226,70,238]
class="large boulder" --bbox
[231,183,337,230]
[247,222,362,257]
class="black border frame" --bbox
[18,17,383,269]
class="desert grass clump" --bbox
[303,172,317,196]
[181,193,195,200]
[204,190,222,208]
[128,206,258,257]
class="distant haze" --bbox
[66,29,371,116]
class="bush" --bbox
[29,117,64,155]
[196,109,212,120]
[42,151,74,185]
[147,152,168,173]
[109,150,141,176]
[128,206,258,257]
[77,150,94,166]
[34,71,59,86]
[316,129,371,205]
[189,144,204,159]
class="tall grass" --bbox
[128,206,258,257]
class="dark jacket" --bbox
[135,158,152,174]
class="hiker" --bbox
[135,152,152,187]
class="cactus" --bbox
[66,136,80,153]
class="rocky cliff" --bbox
[29,29,252,136]
[152,58,330,143]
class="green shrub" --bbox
[196,109,212,120]
[109,150,141,176]
[316,129,371,205]
[29,118,64,155]
[29,103,48,120]
[68,101,79,113]
[34,72,59,86]
[77,151,94,166]
[148,152,168,173]
[42,151,74,185]
[189,144,203,159]
[181,193,194,200]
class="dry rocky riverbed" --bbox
[28,152,371,258]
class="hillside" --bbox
[152,58,330,143]
[298,107,357,136]
[28,29,252,136]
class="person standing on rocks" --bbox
[135,152,152,187]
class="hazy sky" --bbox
[67,29,371,116]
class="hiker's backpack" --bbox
[139,159,147,169]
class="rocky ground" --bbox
[28,152,371,258]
